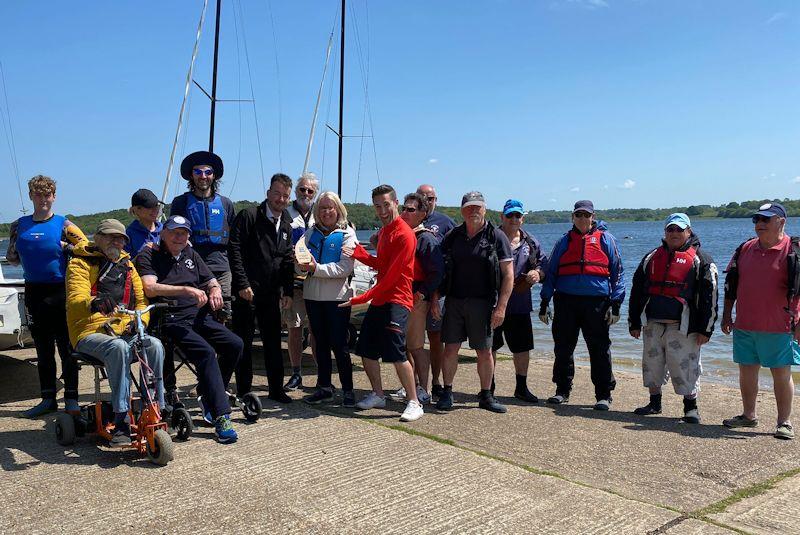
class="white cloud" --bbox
[766,12,787,25]
[550,0,609,10]
[602,184,609,190]
[619,179,636,189]
[549,198,557,203]
[569,186,580,193]
[428,158,438,164]
[791,176,800,184]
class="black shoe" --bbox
[431,384,444,399]
[284,374,303,391]
[514,387,539,404]
[109,421,132,448]
[304,388,334,405]
[478,394,507,414]
[269,391,293,404]
[546,393,570,404]
[634,403,662,416]
[436,389,453,411]
[342,390,356,408]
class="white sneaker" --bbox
[356,392,386,410]
[416,386,431,405]
[388,387,406,401]
[400,399,424,422]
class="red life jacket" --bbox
[557,229,610,277]
[646,246,697,301]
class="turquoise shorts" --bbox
[732,329,800,368]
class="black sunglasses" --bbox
[298,187,316,194]
[573,211,592,219]
[752,215,772,224]
[505,212,523,219]
[401,206,418,213]
[665,225,685,233]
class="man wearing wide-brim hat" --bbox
[170,150,235,316]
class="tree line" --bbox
[2,197,798,238]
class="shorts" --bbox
[641,322,702,396]
[492,313,534,353]
[426,296,445,332]
[442,297,493,350]
[355,303,409,363]
[732,329,800,368]
[406,298,430,351]
[281,288,308,328]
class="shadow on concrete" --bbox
[0,353,48,403]
[0,421,165,472]
[546,402,764,439]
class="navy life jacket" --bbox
[185,194,229,246]
[307,227,344,264]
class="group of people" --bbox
[6,151,798,447]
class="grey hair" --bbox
[298,172,320,191]
[313,191,349,229]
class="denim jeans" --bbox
[76,333,165,413]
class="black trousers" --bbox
[25,282,78,400]
[162,310,243,418]
[232,294,284,396]
[306,299,353,391]
[551,293,616,400]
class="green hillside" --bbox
[1,197,797,237]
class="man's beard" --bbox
[296,197,314,213]
[105,247,122,261]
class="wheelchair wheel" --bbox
[55,413,76,446]
[241,392,262,422]
[147,429,174,466]
[171,407,194,441]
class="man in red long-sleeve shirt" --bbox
[341,184,423,422]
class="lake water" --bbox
[4,218,798,388]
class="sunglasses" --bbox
[573,211,592,219]
[401,206,418,213]
[665,225,685,233]
[298,187,316,194]
[752,215,772,224]
[505,212,523,219]
[192,168,214,177]
[426,196,436,202]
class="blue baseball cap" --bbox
[573,200,594,214]
[503,199,524,216]
[164,215,192,233]
[754,202,787,219]
[664,213,691,230]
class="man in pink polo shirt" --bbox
[721,202,799,440]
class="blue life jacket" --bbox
[15,215,67,283]
[307,228,344,264]
[185,194,229,246]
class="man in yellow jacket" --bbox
[66,219,165,448]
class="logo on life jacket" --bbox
[647,246,697,301]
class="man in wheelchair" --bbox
[134,215,242,444]
[66,219,165,448]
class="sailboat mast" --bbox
[209,0,222,152]
[337,0,345,197]
[302,32,334,176]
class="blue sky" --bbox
[1,0,799,221]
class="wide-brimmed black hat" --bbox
[180,151,224,180]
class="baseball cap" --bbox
[95,219,129,240]
[573,200,595,214]
[131,188,161,209]
[664,213,691,230]
[461,191,486,208]
[753,202,787,219]
[503,199,524,216]
[164,215,192,233]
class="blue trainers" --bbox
[197,395,213,424]
[22,398,57,418]
[214,414,238,444]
